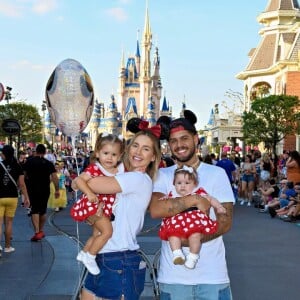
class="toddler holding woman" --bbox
[70,133,124,275]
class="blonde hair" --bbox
[123,131,161,179]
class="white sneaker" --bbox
[172,249,185,265]
[184,253,199,269]
[4,247,15,253]
[247,202,251,207]
[240,200,245,206]
[81,252,100,275]
[76,250,85,262]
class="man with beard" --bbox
[149,111,234,300]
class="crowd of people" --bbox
[0,110,299,299]
[204,149,300,223]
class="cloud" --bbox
[0,0,23,17]
[32,0,57,14]
[105,7,128,22]
[10,60,53,72]
[0,0,58,17]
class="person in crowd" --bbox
[216,151,237,185]
[253,150,262,190]
[150,110,234,300]
[75,120,162,300]
[0,145,30,255]
[286,150,300,185]
[275,182,300,220]
[262,179,287,211]
[258,178,280,211]
[159,166,226,269]
[66,169,77,203]
[203,154,212,164]
[278,150,289,179]
[18,151,27,166]
[259,152,274,189]
[231,150,241,168]
[18,151,27,206]
[23,144,59,241]
[48,162,68,212]
[26,147,35,160]
[71,134,125,275]
[240,154,256,206]
[267,180,296,217]
[82,150,94,170]
[277,182,300,222]
[210,153,218,165]
[44,149,56,164]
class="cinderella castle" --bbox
[88,5,177,146]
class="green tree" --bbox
[0,102,43,145]
[242,95,300,153]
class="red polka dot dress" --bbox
[159,188,218,241]
[70,163,116,222]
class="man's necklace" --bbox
[190,158,201,170]
[177,157,201,170]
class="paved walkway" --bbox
[0,202,300,300]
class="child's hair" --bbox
[173,166,198,186]
[90,133,125,164]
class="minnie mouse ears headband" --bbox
[126,110,197,140]
[126,118,162,139]
[157,110,197,140]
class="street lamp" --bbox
[41,101,47,144]
[5,86,12,104]
[50,124,56,151]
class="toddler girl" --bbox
[70,133,124,275]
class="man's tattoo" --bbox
[201,202,233,244]
[167,196,188,215]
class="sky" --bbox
[0,0,267,129]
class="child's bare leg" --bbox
[83,226,100,253]
[80,216,112,275]
[169,236,185,265]
[169,236,182,251]
[184,233,202,270]
[188,232,202,254]
[88,216,112,255]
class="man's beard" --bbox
[172,144,196,163]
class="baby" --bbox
[159,165,226,269]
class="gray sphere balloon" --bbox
[45,58,94,136]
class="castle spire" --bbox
[136,29,140,58]
[136,29,141,75]
[119,46,126,77]
[144,0,152,42]
[139,0,153,118]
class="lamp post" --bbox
[50,124,56,151]
[4,86,12,104]
[41,101,47,144]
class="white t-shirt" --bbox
[153,162,235,285]
[99,171,152,253]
